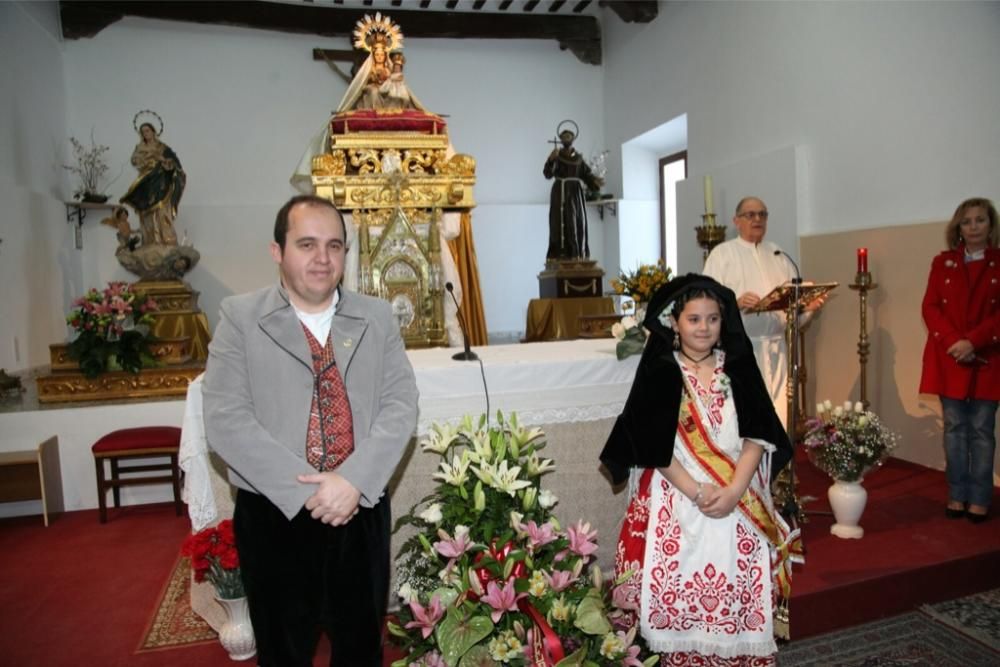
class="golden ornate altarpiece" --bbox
[309,13,476,349]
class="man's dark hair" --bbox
[273,194,347,250]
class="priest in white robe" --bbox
[703,196,821,427]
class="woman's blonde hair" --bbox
[945,197,998,249]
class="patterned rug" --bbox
[778,589,1000,666]
[136,556,218,652]
[920,587,1000,651]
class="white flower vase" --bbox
[828,479,867,539]
[215,596,256,661]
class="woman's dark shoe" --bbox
[967,505,989,523]
[944,500,965,519]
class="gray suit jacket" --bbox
[202,284,418,520]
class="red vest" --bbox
[302,325,355,471]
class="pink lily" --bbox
[618,631,643,667]
[542,568,578,593]
[404,594,444,639]
[433,525,473,559]
[523,520,558,551]
[481,578,525,623]
[566,520,599,559]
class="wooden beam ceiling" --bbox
[59,0,608,64]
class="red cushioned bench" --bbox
[91,426,182,523]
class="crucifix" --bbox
[312,48,361,84]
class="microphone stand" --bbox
[445,282,478,361]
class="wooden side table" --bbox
[0,436,63,526]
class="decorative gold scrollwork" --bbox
[439,153,477,177]
[312,151,347,177]
[349,149,381,174]
[401,150,436,174]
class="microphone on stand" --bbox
[445,282,478,361]
[773,249,803,284]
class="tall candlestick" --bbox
[857,247,868,273]
[703,175,714,216]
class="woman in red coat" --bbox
[920,197,1000,523]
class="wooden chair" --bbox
[92,426,182,523]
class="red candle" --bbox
[857,247,868,273]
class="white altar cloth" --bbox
[408,338,639,432]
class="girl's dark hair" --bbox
[670,287,724,320]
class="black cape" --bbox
[600,273,792,485]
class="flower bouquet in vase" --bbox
[66,281,159,378]
[390,412,659,667]
[610,261,672,323]
[802,400,899,539]
[181,520,255,660]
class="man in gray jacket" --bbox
[203,194,418,666]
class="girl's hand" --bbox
[700,485,740,518]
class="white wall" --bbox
[55,18,604,348]
[603,1,1000,239]
[0,3,77,372]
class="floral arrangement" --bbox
[610,260,672,305]
[802,400,899,482]
[181,519,244,599]
[611,316,646,361]
[66,281,158,378]
[390,413,658,667]
[63,134,112,201]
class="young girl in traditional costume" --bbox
[601,274,801,666]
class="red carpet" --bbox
[790,453,1000,639]
[0,457,996,663]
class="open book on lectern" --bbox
[747,282,839,314]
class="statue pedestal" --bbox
[138,280,212,362]
[537,259,604,299]
[36,280,210,404]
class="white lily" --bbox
[492,460,533,497]
[525,453,556,477]
[509,421,544,450]
[473,460,497,487]
[420,422,459,454]
[538,489,558,509]
[433,454,471,487]
[467,429,493,464]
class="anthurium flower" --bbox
[481,579,525,623]
[404,594,444,639]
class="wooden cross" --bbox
[312,48,361,84]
